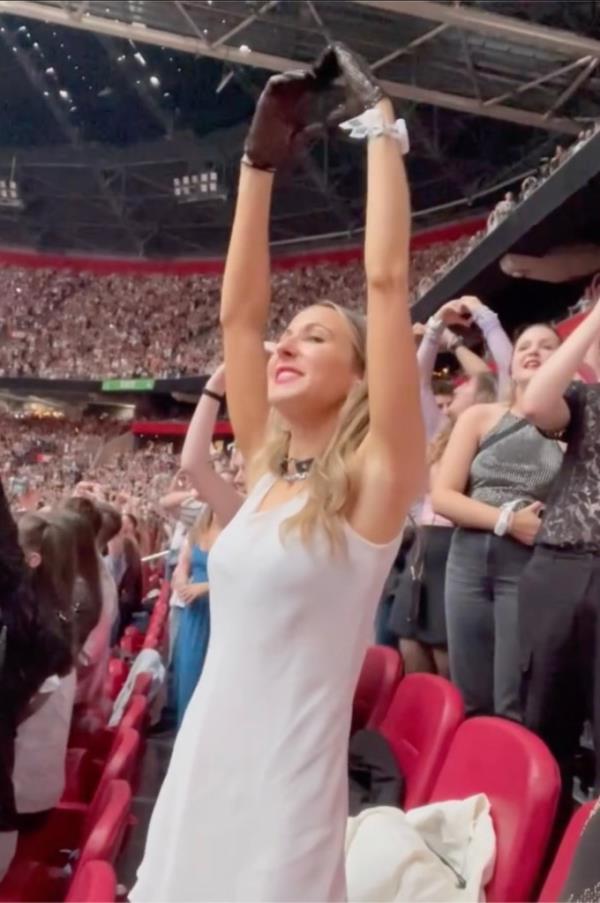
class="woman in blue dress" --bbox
[172,508,219,727]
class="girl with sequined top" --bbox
[432,323,563,721]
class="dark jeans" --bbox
[520,545,600,789]
[445,528,532,720]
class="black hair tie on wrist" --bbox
[202,388,225,404]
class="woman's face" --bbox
[267,305,361,418]
[511,325,561,384]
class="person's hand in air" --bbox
[325,41,385,115]
[438,300,473,328]
[243,51,338,172]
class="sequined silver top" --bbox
[468,411,563,508]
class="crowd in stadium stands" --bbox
[1,107,600,898]
[0,414,182,554]
[0,237,467,380]
[1,125,596,385]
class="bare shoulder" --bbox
[456,402,508,438]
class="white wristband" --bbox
[339,108,410,155]
[494,498,529,537]
[494,503,515,537]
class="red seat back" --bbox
[79,779,131,872]
[66,860,117,903]
[132,672,153,697]
[379,673,464,809]
[98,727,140,796]
[106,658,129,701]
[352,646,403,734]
[429,717,560,903]
[83,731,139,837]
[120,693,148,733]
[538,801,595,902]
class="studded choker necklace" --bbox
[280,456,314,483]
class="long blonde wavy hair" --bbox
[253,302,368,549]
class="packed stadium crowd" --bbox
[0,237,468,380]
[2,39,600,903]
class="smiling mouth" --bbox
[275,367,303,384]
[523,360,540,369]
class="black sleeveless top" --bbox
[539,383,600,552]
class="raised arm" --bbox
[220,164,272,470]
[417,317,445,441]
[220,65,332,474]
[159,487,198,514]
[362,96,425,490]
[463,297,513,399]
[181,364,243,527]
[452,335,491,378]
[522,298,600,432]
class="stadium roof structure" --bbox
[0,0,598,259]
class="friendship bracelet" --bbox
[339,108,410,155]
[202,388,225,404]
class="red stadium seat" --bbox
[64,727,140,804]
[65,861,117,903]
[428,717,561,903]
[538,801,596,902]
[351,645,403,734]
[81,694,149,761]
[132,671,153,697]
[105,658,129,701]
[120,626,145,656]
[0,780,131,902]
[379,673,464,809]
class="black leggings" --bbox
[520,545,600,789]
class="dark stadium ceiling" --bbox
[0,0,598,258]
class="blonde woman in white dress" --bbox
[131,44,424,903]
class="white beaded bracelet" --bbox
[339,107,410,155]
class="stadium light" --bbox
[172,169,225,202]
[0,178,23,209]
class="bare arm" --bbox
[522,301,600,432]
[220,167,272,469]
[159,489,197,514]
[431,405,501,530]
[417,319,444,441]
[432,404,544,545]
[354,97,425,539]
[172,540,192,596]
[455,345,489,377]
[181,365,243,527]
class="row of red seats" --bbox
[0,642,158,902]
[354,645,593,902]
[118,578,170,660]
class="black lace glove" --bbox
[243,50,338,172]
[324,42,385,118]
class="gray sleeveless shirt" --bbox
[468,411,563,507]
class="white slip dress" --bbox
[130,473,401,903]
